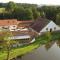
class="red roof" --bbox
[0,19,18,26]
[18,20,33,24]
[0,19,33,27]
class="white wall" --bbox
[0,25,17,31]
[10,35,31,39]
[30,38,35,43]
[39,21,60,34]
[9,25,17,30]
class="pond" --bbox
[15,41,60,60]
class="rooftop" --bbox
[31,17,50,32]
[0,19,18,26]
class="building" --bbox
[1,18,60,43]
[30,17,60,35]
[10,31,35,44]
[0,19,33,31]
[0,19,18,31]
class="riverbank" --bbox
[0,31,60,60]
[0,38,40,60]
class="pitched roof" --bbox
[0,31,34,37]
[0,19,18,26]
[30,17,50,32]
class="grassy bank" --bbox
[0,31,60,60]
[0,39,40,60]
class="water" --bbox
[15,41,60,60]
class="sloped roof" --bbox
[30,17,50,32]
[0,19,18,26]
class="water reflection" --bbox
[45,40,60,50]
[45,41,55,50]
[13,40,60,60]
[56,40,60,48]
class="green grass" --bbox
[0,8,5,13]
[0,40,40,60]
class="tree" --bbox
[32,7,40,19]
[40,6,57,22]
[56,13,60,25]
[0,30,16,60]
[24,8,33,20]
[37,7,45,18]
[6,1,17,12]
[13,6,25,20]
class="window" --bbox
[46,28,48,31]
[54,27,56,30]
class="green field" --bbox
[0,8,5,13]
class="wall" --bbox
[39,21,60,35]
[9,25,17,30]
[10,35,31,40]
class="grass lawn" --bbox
[0,8,5,13]
[0,39,40,60]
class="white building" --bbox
[31,18,60,35]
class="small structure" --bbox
[30,18,60,35]
[10,31,35,43]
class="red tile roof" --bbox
[0,19,18,26]
[0,19,34,30]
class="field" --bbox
[0,8,5,13]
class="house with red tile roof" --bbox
[0,19,33,31]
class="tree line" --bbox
[0,1,60,25]
[0,1,40,20]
